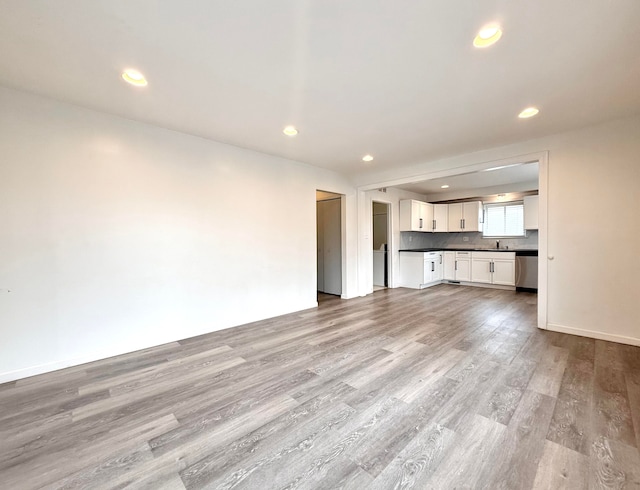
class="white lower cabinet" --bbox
[442,251,470,281]
[443,252,456,280]
[454,252,472,282]
[492,258,516,286]
[399,252,442,288]
[400,250,516,289]
[471,252,515,286]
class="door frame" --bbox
[371,200,392,287]
[316,190,347,298]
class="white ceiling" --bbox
[1,1,639,178]
[397,162,539,197]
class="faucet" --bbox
[496,240,500,249]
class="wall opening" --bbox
[316,190,343,297]
[372,201,390,289]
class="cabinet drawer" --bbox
[471,251,515,260]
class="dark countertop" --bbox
[400,248,538,255]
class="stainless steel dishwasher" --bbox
[515,250,538,292]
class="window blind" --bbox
[483,202,524,237]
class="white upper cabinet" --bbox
[524,195,539,230]
[400,200,483,233]
[432,204,449,232]
[447,201,483,232]
[400,200,433,232]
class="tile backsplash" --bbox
[400,230,538,250]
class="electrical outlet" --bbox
[462,236,469,242]
[409,235,413,242]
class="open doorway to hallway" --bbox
[316,190,343,297]
[372,201,390,291]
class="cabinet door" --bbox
[462,201,482,232]
[399,252,425,288]
[492,259,515,286]
[456,258,471,282]
[524,195,539,230]
[471,257,493,284]
[423,259,435,284]
[443,252,456,280]
[433,204,448,232]
[412,200,425,231]
[422,203,434,232]
[400,200,427,232]
[434,253,443,281]
[448,203,463,232]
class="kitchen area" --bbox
[394,162,539,293]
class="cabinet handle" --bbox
[490,262,494,273]
[431,262,435,272]
[460,219,463,229]
[433,219,436,230]
[419,218,423,229]
[463,218,466,229]
[439,255,442,264]
[455,260,457,271]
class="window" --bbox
[483,202,525,237]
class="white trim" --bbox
[371,199,393,289]
[547,323,640,347]
[443,281,516,291]
[537,151,549,330]
[0,302,319,384]
[0,343,165,384]
[357,152,547,191]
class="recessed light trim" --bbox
[440,185,450,189]
[121,69,148,87]
[473,25,502,48]
[283,126,298,136]
[362,155,374,162]
[518,107,540,119]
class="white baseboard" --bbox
[0,345,160,385]
[0,302,320,385]
[546,323,640,347]
[442,280,516,291]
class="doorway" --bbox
[372,201,390,290]
[316,190,342,296]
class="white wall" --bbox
[3,86,639,383]
[357,116,640,346]
[0,87,357,382]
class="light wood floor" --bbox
[1,285,639,489]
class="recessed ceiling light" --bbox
[518,107,540,119]
[121,69,148,87]
[362,155,374,162]
[483,163,523,172]
[473,25,502,48]
[283,126,298,136]
[441,185,450,189]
